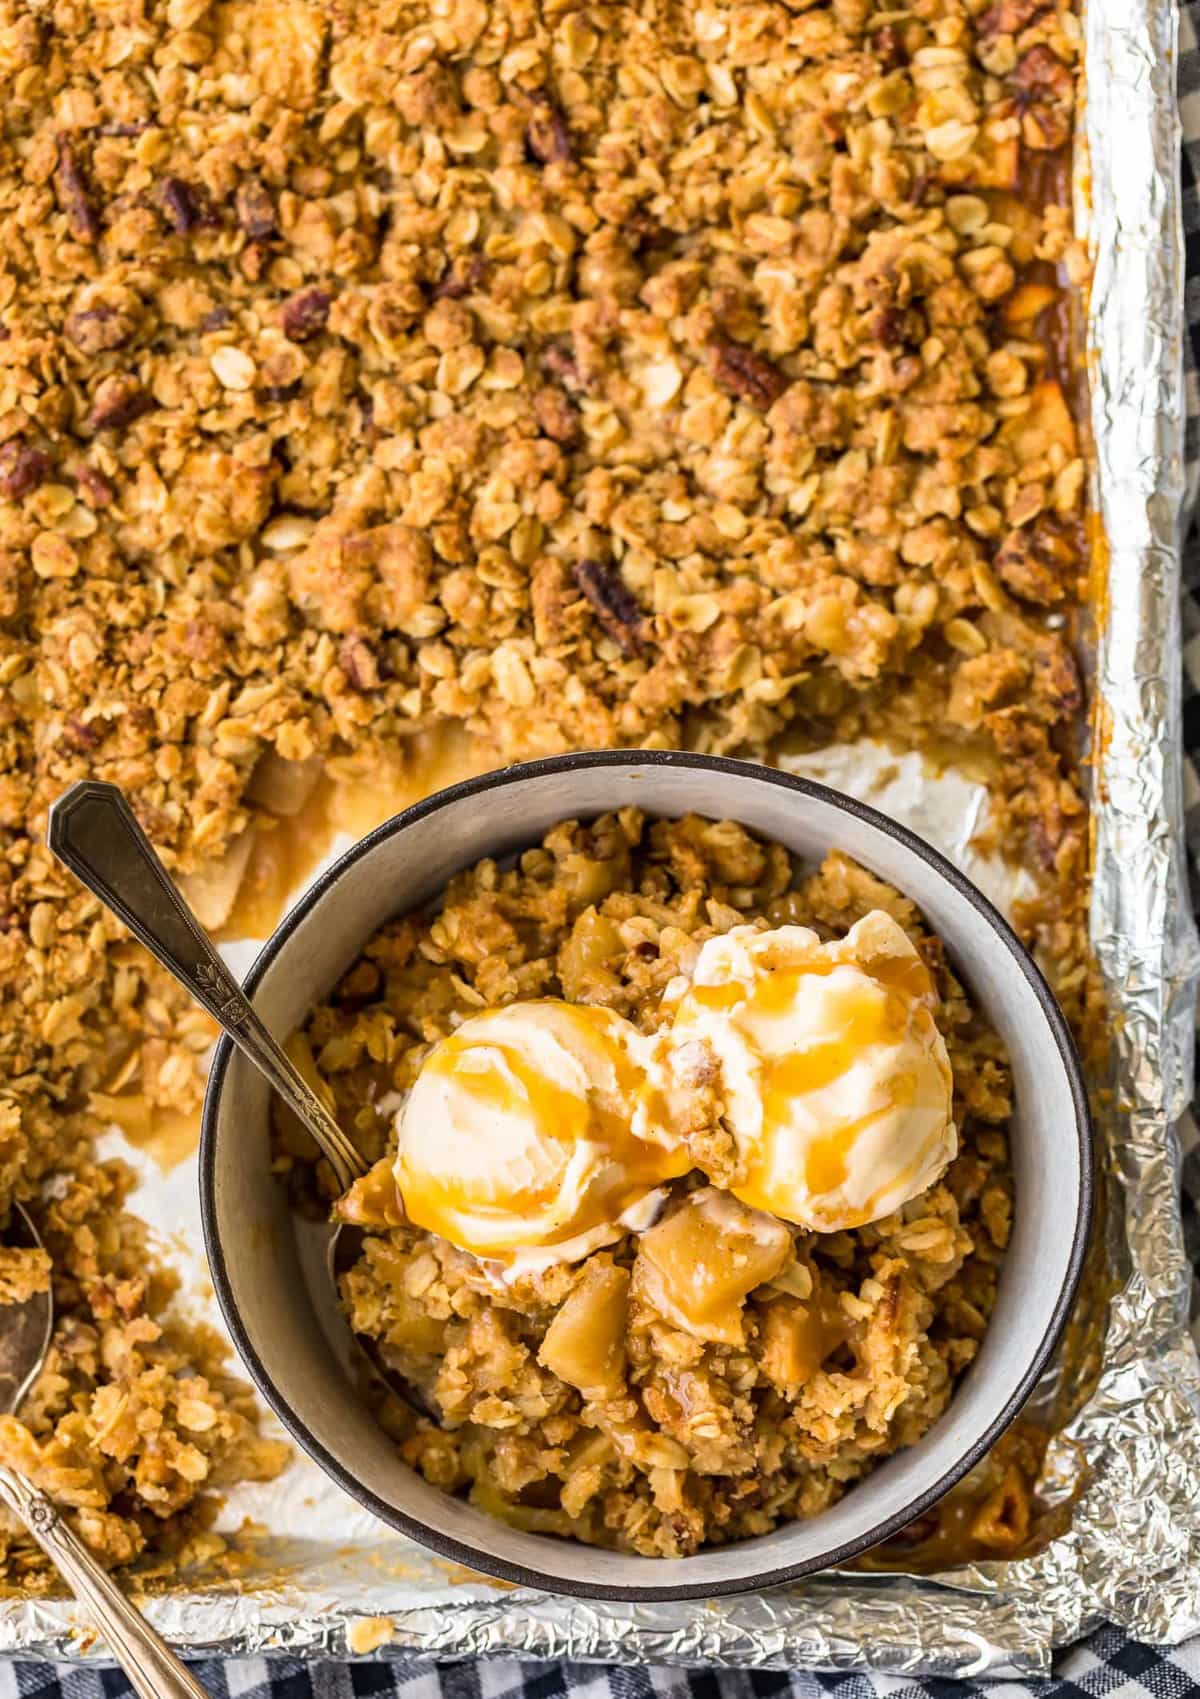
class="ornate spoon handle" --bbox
[48,779,367,1193]
[0,1465,211,1699]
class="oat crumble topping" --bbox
[0,0,1087,1579]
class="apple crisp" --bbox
[0,0,1085,1580]
[290,811,1014,1558]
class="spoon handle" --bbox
[0,1464,211,1699]
[47,779,367,1193]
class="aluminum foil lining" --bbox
[0,0,1196,1674]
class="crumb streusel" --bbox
[287,812,1015,1559]
[0,0,1086,1579]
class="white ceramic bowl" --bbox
[200,751,1092,1600]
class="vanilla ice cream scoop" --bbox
[663,911,956,1231]
[394,1001,689,1264]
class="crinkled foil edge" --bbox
[2,0,1198,1673]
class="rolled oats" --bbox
[210,347,257,391]
[0,0,1089,1583]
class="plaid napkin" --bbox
[8,13,1200,1699]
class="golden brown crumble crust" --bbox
[0,0,1086,1578]
[295,812,1014,1559]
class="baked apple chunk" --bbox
[538,1256,631,1401]
[632,1188,793,1346]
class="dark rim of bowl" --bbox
[200,748,1094,1602]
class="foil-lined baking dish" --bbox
[0,0,1196,1674]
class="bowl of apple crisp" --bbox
[200,750,1091,1597]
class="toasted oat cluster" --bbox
[0,0,1090,849]
[294,812,1015,1558]
[0,0,1085,1579]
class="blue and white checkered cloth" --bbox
[5,1622,1200,1699]
[13,16,1200,1699]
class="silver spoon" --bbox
[47,780,367,1195]
[0,1202,212,1699]
[47,782,438,1420]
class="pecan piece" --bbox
[710,340,789,411]
[340,635,379,691]
[527,91,572,164]
[993,517,1078,606]
[0,442,51,500]
[235,175,277,240]
[159,176,200,232]
[1011,45,1074,151]
[431,253,487,299]
[533,387,580,446]
[239,241,270,282]
[74,463,114,508]
[54,140,100,243]
[908,171,936,206]
[571,559,646,656]
[623,207,670,254]
[873,305,902,347]
[871,304,925,348]
[871,24,907,69]
[541,341,583,391]
[65,716,101,751]
[88,375,152,433]
[979,0,1045,36]
[1031,634,1082,718]
[65,305,132,354]
[279,287,331,342]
